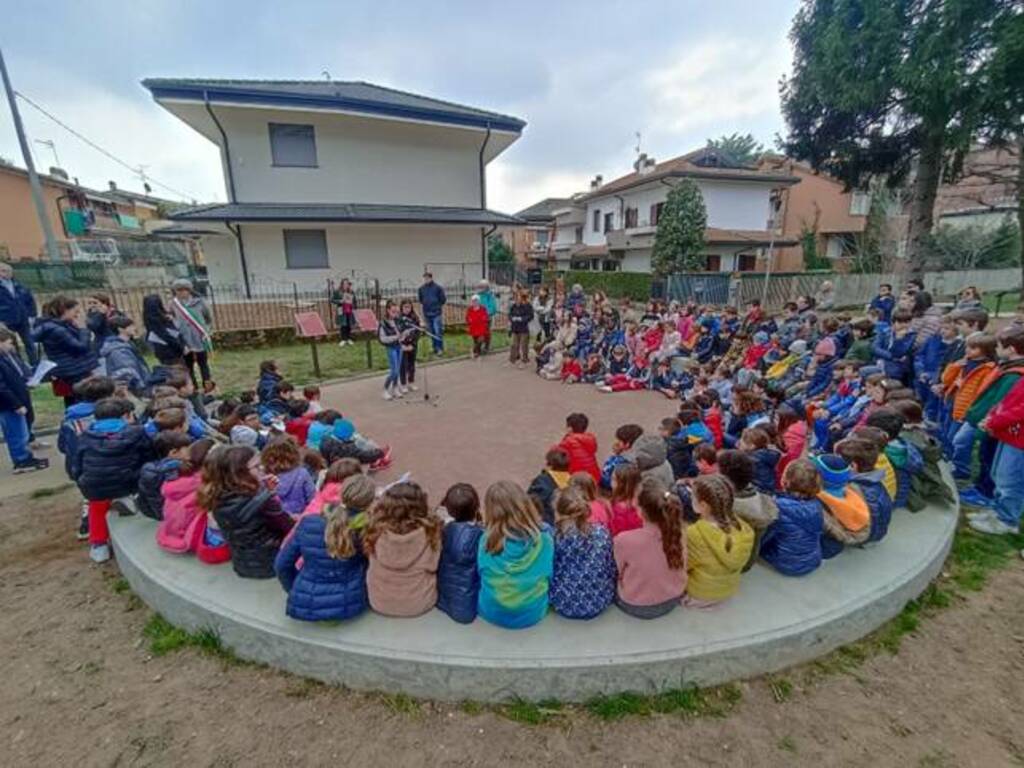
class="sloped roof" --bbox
[142,78,525,133]
[515,197,573,222]
[582,148,799,200]
[169,202,522,226]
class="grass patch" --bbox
[777,735,798,753]
[498,698,564,725]
[142,614,243,664]
[380,692,421,715]
[768,676,794,703]
[585,684,741,721]
[29,482,74,499]
[459,700,484,715]
[284,678,328,699]
[111,577,130,594]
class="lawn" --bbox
[30,330,509,431]
[981,289,1021,316]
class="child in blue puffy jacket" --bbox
[760,460,825,576]
[836,437,893,544]
[436,483,484,624]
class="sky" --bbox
[0,0,801,214]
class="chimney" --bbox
[48,166,69,181]
[639,156,656,176]
[108,180,117,191]
[590,174,603,190]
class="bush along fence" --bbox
[33,278,509,340]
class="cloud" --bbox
[487,162,589,215]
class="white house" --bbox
[550,147,800,273]
[142,78,525,293]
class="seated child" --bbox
[569,471,612,529]
[99,316,152,397]
[305,409,342,451]
[760,459,825,576]
[199,444,295,578]
[260,380,294,423]
[136,431,191,520]
[890,399,953,509]
[558,413,600,483]
[477,480,554,629]
[650,360,679,399]
[527,447,572,525]
[537,343,565,381]
[685,474,754,607]
[550,486,616,620]
[738,427,780,493]
[852,425,898,499]
[560,354,583,383]
[156,438,217,555]
[597,355,650,393]
[812,453,871,559]
[274,475,377,622]
[436,483,484,624]
[363,482,441,617]
[228,404,265,448]
[72,397,154,563]
[320,418,390,470]
[284,398,313,444]
[694,443,719,475]
[605,344,631,377]
[835,438,893,543]
[600,423,643,491]
[303,458,363,517]
[613,477,687,619]
[261,436,315,516]
[694,391,724,449]
[717,449,778,572]
[580,353,606,384]
[256,359,282,403]
[303,384,323,414]
[865,408,921,511]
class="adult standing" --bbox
[142,294,185,367]
[532,286,554,342]
[417,272,447,355]
[33,295,98,407]
[476,279,498,354]
[170,278,214,390]
[0,261,38,366]
[815,280,835,312]
[331,277,357,347]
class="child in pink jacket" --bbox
[156,439,215,554]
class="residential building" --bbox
[757,154,871,270]
[560,147,800,274]
[503,197,570,265]
[934,145,1020,231]
[144,79,525,292]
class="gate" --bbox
[666,273,731,305]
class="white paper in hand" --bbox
[27,360,57,387]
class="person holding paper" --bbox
[0,327,48,473]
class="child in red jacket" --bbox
[971,375,1024,536]
[466,296,490,358]
[284,399,314,445]
[558,412,600,483]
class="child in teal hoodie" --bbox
[477,480,554,629]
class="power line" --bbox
[13,90,200,202]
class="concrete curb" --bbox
[110,494,958,702]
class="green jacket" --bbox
[902,426,953,511]
[845,338,874,364]
[965,358,1024,426]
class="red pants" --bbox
[88,500,112,546]
[605,374,647,392]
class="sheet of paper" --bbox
[26,359,57,387]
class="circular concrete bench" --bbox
[110,501,957,703]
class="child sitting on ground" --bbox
[812,453,871,558]
[477,480,554,629]
[558,412,600,482]
[600,423,643,491]
[274,474,377,623]
[227,404,265,448]
[284,399,313,444]
[650,359,680,399]
[303,385,323,414]
[136,431,191,520]
[550,486,616,620]
[256,359,283,403]
[320,418,391,471]
[436,483,484,624]
[527,447,571,525]
[363,482,442,617]
[890,399,953,510]
[156,438,217,556]
[262,436,315,516]
[685,474,753,607]
[852,425,898,499]
[835,438,893,544]
[759,459,825,577]
[694,443,719,475]
[73,397,154,564]
[738,427,781,494]
[717,449,778,572]
[613,477,687,619]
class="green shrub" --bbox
[543,270,654,301]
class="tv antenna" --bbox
[34,138,60,167]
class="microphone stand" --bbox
[401,324,441,407]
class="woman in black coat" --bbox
[142,294,186,366]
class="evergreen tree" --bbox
[705,133,764,165]
[486,233,514,264]
[651,179,707,275]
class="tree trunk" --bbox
[906,129,945,276]
[1017,135,1024,301]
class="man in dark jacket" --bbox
[0,262,38,365]
[417,272,447,355]
[0,327,47,473]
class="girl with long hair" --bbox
[331,277,357,346]
[685,474,754,607]
[549,486,616,619]
[378,300,403,400]
[33,295,98,406]
[142,293,185,366]
[608,463,642,536]
[396,297,421,394]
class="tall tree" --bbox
[781,0,1006,274]
[705,133,765,165]
[486,233,514,264]
[651,179,707,275]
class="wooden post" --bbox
[310,337,321,379]
[366,337,373,369]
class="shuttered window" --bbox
[283,229,329,269]
[269,123,318,167]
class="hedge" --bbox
[542,270,655,301]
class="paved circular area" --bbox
[109,357,960,702]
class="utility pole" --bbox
[0,46,60,261]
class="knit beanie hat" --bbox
[753,331,769,345]
[814,337,837,357]
[332,418,355,441]
[788,339,808,355]
[812,453,852,494]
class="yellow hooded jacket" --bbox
[686,518,755,603]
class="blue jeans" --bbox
[992,442,1024,529]
[426,314,444,353]
[951,422,977,478]
[0,409,31,465]
[384,345,402,390]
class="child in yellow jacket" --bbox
[685,474,754,606]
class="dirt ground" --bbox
[3,356,1024,767]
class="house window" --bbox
[738,253,758,272]
[624,207,638,228]
[603,212,614,233]
[849,191,871,216]
[535,230,550,246]
[592,209,601,232]
[574,226,583,243]
[602,260,620,272]
[650,202,664,226]
[283,229,329,269]
[705,254,721,272]
[269,123,318,167]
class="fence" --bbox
[34,278,508,338]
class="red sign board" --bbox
[295,311,329,338]
[353,308,379,333]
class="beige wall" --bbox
[0,167,67,260]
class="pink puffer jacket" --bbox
[156,474,204,554]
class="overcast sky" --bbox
[0,0,799,214]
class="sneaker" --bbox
[12,457,49,474]
[111,497,137,517]
[29,439,51,450]
[959,488,994,508]
[77,504,89,541]
[597,385,613,393]
[398,385,409,395]
[407,384,418,392]
[382,389,393,401]
[89,544,111,564]
[968,515,1018,536]
[393,387,404,398]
